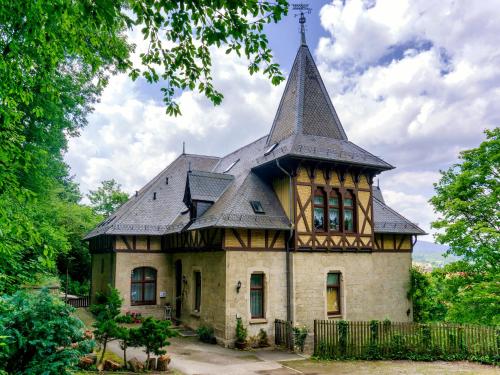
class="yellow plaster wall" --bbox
[272,176,291,219]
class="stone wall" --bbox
[292,251,413,327]
[172,251,226,340]
[224,250,288,345]
[114,252,171,319]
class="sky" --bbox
[65,0,500,241]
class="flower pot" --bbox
[235,341,247,350]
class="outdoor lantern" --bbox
[236,280,242,293]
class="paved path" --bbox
[108,337,306,375]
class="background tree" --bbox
[0,0,288,292]
[420,128,500,325]
[431,128,499,271]
[87,179,129,217]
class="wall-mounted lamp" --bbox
[236,280,242,293]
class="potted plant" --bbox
[234,317,247,349]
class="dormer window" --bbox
[250,200,265,214]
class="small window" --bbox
[327,272,341,316]
[194,271,201,312]
[313,187,326,231]
[223,158,240,173]
[131,267,157,305]
[250,200,265,214]
[250,273,264,318]
[264,142,278,156]
[343,191,355,232]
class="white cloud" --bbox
[316,0,500,236]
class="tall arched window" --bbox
[343,191,355,232]
[131,267,157,305]
[328,190,340,231]
[313,187,326,232]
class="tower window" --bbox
[313,187,326,232]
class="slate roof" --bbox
[259,43,393,171]
[372,187,426,235]
[84,35,423,240]
[84,154,219,239]
[267,44,347,145]
[183,170,234,203]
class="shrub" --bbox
[135,317,177,369]
[293,325,308,352]
[196,325,216,344]
[0,289,93,374]
[235,317,247,343]
[258,329,269,347]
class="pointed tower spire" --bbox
[266,14,348,146]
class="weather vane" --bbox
[292,3,312,45]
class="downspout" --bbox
[276,159,294,323]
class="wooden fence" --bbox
[275,319,294,350]
[66,296,90,308]
[314,320,499,360]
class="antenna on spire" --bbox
[292,3,312,45]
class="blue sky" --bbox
[66,0,500,240]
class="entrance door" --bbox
[175,260,182,319]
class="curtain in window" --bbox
[131,267,156,305]
[250,274,264,318]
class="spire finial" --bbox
[299,12,306,45]
[292,3,311,46]
[182,141,185,155]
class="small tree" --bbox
[117,327,141,369]
[136,318,176,369]
[90,287,122,364]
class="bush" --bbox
[0,289,93,374]
[197,325,216,344]
[258,329,269,347]
[235,317,248,344]
[293,325,308,352]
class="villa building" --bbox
[85,19,425,346]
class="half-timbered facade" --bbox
[86,25,424,346]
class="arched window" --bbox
[343,191,355,232]
[328,190,340,231]
[131,267,157,305]
[313,187,326,232]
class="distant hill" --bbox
[413,240,457,269]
